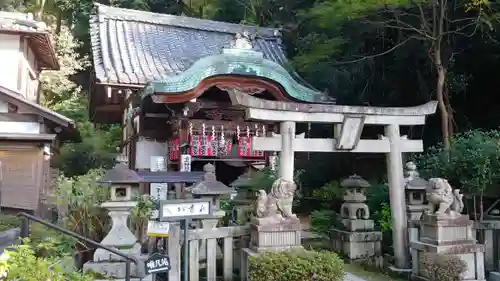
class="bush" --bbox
[0,243,96,281]
[310,210,342,235]
[420,253,467,281]
[248,249,344,281]
[0,214,22,232]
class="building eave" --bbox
[0,85,79,141]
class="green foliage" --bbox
[415,129,500,197]
[248,249,344,281]
[36,22,120,177]
[131,195,156,241]
[0,214,22,232]
[310,210,342,235]
[59,122,121,177]
[248,167,277,192]
[0,243,96,281]
[40,25,89,114]
[311,181,344,201]
[420,253,467,281]
[365,183,391,227]
[55,169,110,244]
[374,203,392,233]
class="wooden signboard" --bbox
[146,221,170,237]
[145,253,171,275]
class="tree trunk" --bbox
[55,9,62,35]
[434,49,450,150]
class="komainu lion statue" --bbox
[254,178,297,224]
[426,178,464,217]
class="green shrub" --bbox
[0,243,96,281]
[0,214,22,232]
[310,210,342,235]
[248,249,344,281]
[420,253,467,281]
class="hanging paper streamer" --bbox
[210,126,218,156]
[189,134,201,156]
[217,125,232,156]
[238,126,251,157]
[168,138,180,160]
[238,125,264,158]
[252,124,264,157]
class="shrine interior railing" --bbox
[167,223,250,281]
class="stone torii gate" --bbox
[229,91,437,271]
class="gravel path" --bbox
[344,272,369,281]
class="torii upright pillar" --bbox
[229,90,437,271]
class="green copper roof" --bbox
[141,48,334,103]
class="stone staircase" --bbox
[0,228,20,254]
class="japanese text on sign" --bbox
[147,221,170,237]
[145,254,171,274]
[161,201,210,218]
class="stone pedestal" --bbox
[250,219,302,252]
[83,201,150,280]
[331,220,382,262]
[240,218,302,281]
[411,214,486,281]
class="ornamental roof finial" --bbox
[232,31,254,50]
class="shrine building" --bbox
[89,4,333,187]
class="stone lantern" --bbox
[188,163,235,217]
[340,175,371,223]
[187,163,235,263]
[404,162,430,221]
[230,169,256,223]
[331,175,382,265]
[83,158,149,280]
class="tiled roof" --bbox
[89,4,294,85]
[0,12,48,32]
[0,12,58,70]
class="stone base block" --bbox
[342,219,375,231]
[330,229,382,260]
[411,241,485,281]
[83,254,149,279]
[489,271,500,281]
[94,243,141,262]
[419,214,474,245]
[250,221,302,252]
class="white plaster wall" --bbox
[0,34,20,92]
[0,121,40,134]
[134,137,168,170]
[22,43,39,102]
[0,100,8,113]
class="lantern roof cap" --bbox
[190,163,235,195]
[340,175,370,189]
[100,162,141,185]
